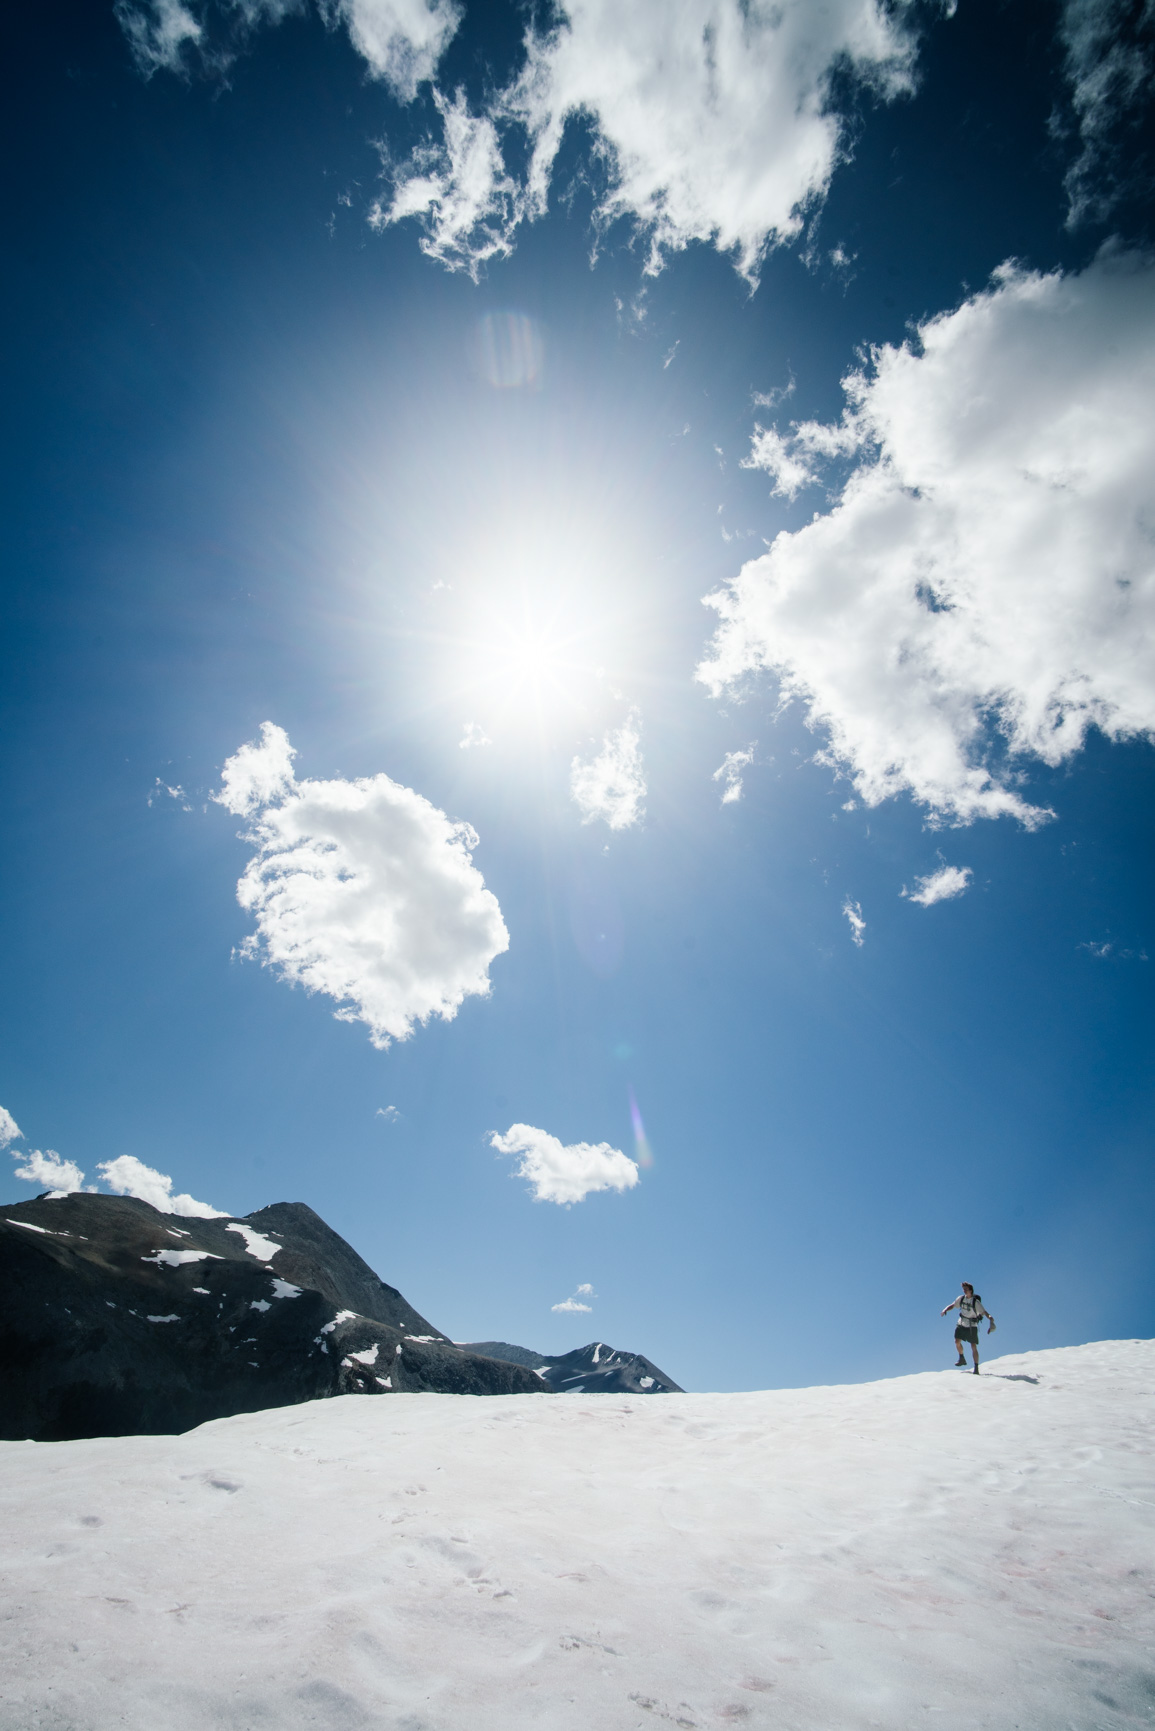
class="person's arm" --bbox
[941,1297,961,1316]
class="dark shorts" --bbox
[955,1325,979,1345]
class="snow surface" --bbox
[1,1342,1153,1731]
[141,1248,220,1268]
[225,1222,282,1260]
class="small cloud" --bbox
[490,1124,639,1206]
[741,425,816,499]
[902,864,972,907]
[0,1104,23,1147]
[148,778,192,810]
[376,1105,401,1123]
[712,743,756,805]
[842,898,865,947]
[1079,940,1148,960]
[214,721,296,818]
[459,721,492,749]
[97,1155,226,1219]
[12,1148,86,1197]
[570,711,645,831]
[662,341,680,369]
[552,1282,595,1314]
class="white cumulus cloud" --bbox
[903,864,972,907]
[713,744,756,804]
[216,723,509,1048]
[380,0,933,279]
[552,1282,595,1314]
[0,1104,23,1147]
[697,251,1155,828]
[459,721,492,750]
[843,899,865,947]
[571,712,645,830]
[491,1123,639,1206]
[11,1149,86,1197]
[97,1155,226,1219]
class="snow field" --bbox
[1,1340,1153,1731]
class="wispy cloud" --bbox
[459,721,491,750]
[552,1282,595,1313]
[843,899,865,948]
[571,711,645,830]
[215,723,509,1049]
[97,1155,226,1218]
[116,0,459,96]
[376,1104,401,1123]
[712,743,756,805]
[1059,0,1155,225]
[902,864,972,907]
[1078,939,1148,960]
[148,778,192,810]
[698,253,1155,828]
[490,1123,639,1206]
[0,1104,22,1147]
[379,0,932,280]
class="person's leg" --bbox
[971,1337,980,1371]
[954,1333,967,1364]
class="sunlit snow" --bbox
[224,1223,282,1260]
[141,1248,221,1268]
[2,1341,1151,1730]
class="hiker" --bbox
[941,1282,996,1374]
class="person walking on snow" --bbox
[942,1282,996,1373]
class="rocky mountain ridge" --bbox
[0,1192,542,1440]
[463,1340,683,1393]
[0,1192,682,1440]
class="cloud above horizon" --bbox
[116,0,460,98]
[5,1119,223,1215]
[571,712,645,830]
[380,0,932,280]
[216,723,509,1049]
[697,251,1155,827]
[11,1148,87,1196]
[552,1282,595,1313]
[97,1155,227,1218]
[713,744,756,805]
[490,1123,639,1206]
[903,863,972,907]
[1059,0,1155,225]
[119,0,938,284]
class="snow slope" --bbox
[3,1341,1153,1731]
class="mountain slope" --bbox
[1,1341,1150,1730]
[0,1193,544,1440]
[464,1339,684,1392]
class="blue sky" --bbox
[2,0,1153,1390]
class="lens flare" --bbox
[629,1086,655,1169]
[475,311,544,389]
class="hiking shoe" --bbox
[955,1356,967,1366]
[973,1367,980,1375]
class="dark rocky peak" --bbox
[0,1192,543,1441]
[463,1339,684,1393]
